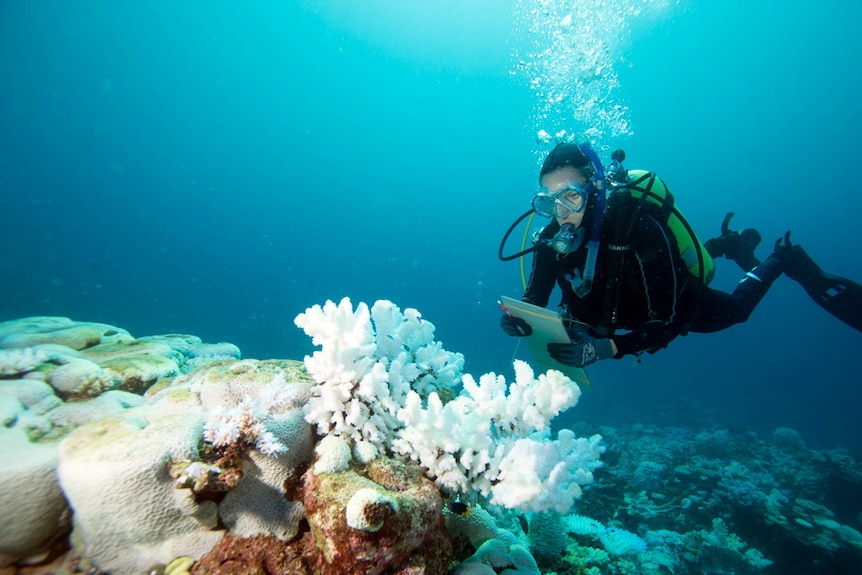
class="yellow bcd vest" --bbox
[616,169,715,286]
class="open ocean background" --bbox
[2,0,860,453]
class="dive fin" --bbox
[797,272,862,332]
[779,233,862,332]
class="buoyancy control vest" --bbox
[592,169,714,337]
[612,169,715,286]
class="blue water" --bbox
[2,0,860,453]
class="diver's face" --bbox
[539,166,588,229]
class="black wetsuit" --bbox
[523,198,773,358]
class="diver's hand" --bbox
[547,333,615,367]
[500,314,532,337]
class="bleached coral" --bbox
[48,358,120,399]
[489,430,605,513]
[394,363,604,513]
[183,342,242,373]
[566,514,647,557]
[446,506,541,575]
[294,297,604,514]
[0,347,52,376]
[0,417,68,566]
[345,487,399,532]
[295,297,464,445]
[201,372,301,455]
[313,434,352,474]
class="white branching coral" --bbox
[201,372,301,455]
[461,360,582,436]
[489,430,605,513]
[294,297,605,514]
[294,297,464,445]
[393,360,605,513]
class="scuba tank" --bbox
[613,169,715,286]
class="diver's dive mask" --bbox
[532,182,590,255]
[531,182,590,219]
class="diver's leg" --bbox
[777,233,862,332]
[690,254,786,332]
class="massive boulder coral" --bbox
[57,404,225,574]
[301,455,453,575]
[56,358,315,574]
[0,317,133,351]
[0,416,68,567]
[0,317,240,399]
[0,345,140,567]
[446,504,540,575]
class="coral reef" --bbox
[541,422,862,575]
[301,455,453,575]
[3,308,861,575]
[0,317,298,572]
[190,534,309,575]
[296,298,605,513]
[55,358,316,574]
[442,424,862,575]
[0,308,483,575]
[446,505,540,575]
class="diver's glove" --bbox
[703,212,762,272]
[547,332,614,368]
[500,314,532,337]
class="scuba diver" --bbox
[498,141,862,368]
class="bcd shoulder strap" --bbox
[594,190,645,337]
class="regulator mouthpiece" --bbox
[551,223,583,255]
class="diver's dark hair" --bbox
[539,142,594,180]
